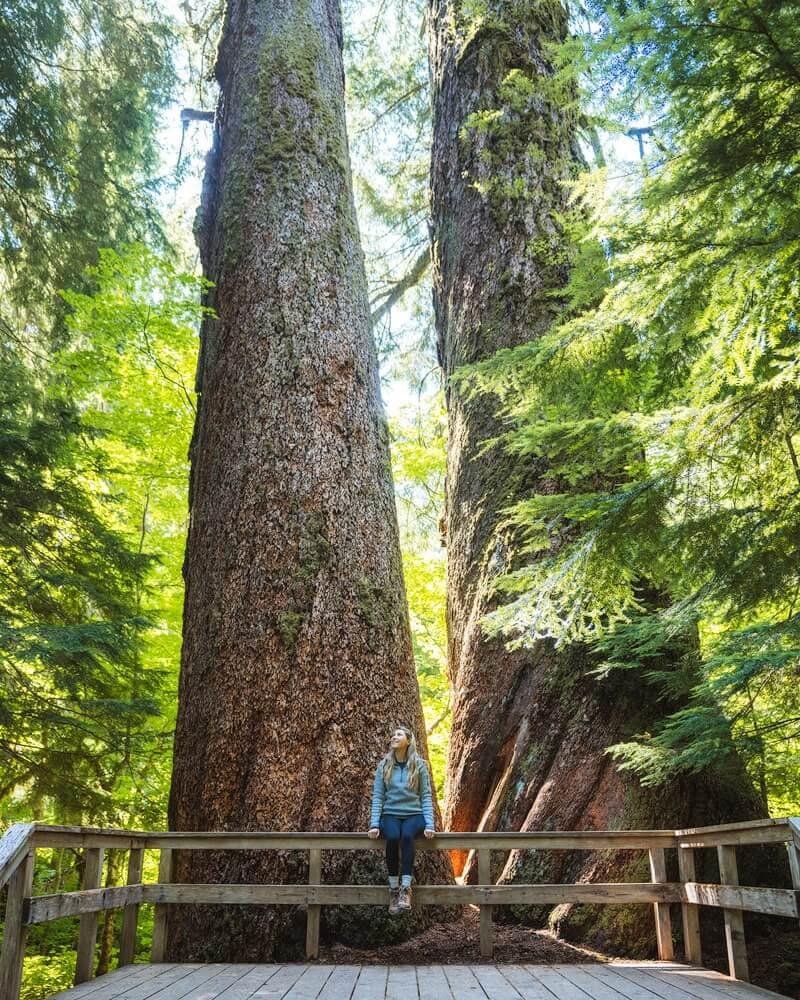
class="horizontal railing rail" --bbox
[1,818,798,1000]
[25,826,681,850]
[21,880,799,918]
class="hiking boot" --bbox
[397,886,412,911]
[388,887,401,915]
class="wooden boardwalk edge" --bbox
[47,962,795,1000]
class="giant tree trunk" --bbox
[168,0,451,961]
[429,0,771,956]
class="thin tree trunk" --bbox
[168,0,451,961]
[96,849,118,976]
[429,0,772,955]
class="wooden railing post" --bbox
[0,849,34,1000]
[717,844,749,981]
[478,848,493,958]
[788,841,800,891]
[306,848,321,959]
[648,847,674,960]
[118,847,144,966]
[788,818,800,930]
[151,848,173,962]
[75,847,104,984]
[678,845,702,965]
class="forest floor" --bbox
[320,907,612,965]
[319,909,800,999]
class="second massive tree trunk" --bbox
[430,0,769,955]
[168,0,451,961]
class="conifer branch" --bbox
[370,248,430,326]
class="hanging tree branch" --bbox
[180,107,215,124]
[370,248,430,327]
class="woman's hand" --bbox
[367,827,380,839]
[424,828,435,839]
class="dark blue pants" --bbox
[379,813,426,877]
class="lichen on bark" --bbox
[253,1,348,183]
[217,0,355,272]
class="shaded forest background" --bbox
[1,0,799,995]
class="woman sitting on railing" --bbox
[367,725,435,914]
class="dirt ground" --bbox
[319,907,610,966]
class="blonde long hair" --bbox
[380,725,424,790]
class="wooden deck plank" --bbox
[351,965,388,1000]
[501,965,560,1000]
[316,965,360,1000]
[587,966,664,1000]
[248,966,310,999]
[553,965,630,1000]
[187,966,261,1000]
[572,966,788,1000]
[213,967,282,1000]
[642,967,783,1000]
[610,965,761,1000]
[524,966,592,1000]
[109,966,210,1000]
[50,966,180,1000]
[138,964,241,1000]
[385,966,417,1000]
[643,968,739,1000]
[610,966,705,1000]
[120,967,217,1000]
[416,965,453,1000]
[283,965,334,999]
[472,964,524,999]
[103,962,209,1000]
[60,964,206,1000]
[442,965,488,999]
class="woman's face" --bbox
[390,728,409,753]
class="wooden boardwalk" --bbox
[51,962,791,1000]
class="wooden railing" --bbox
[1,818,798,999]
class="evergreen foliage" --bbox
[391,398,449,785]
[1,247,206,823]
[460,0,800,811]
[0,0,175,323]
[0,0,181,826]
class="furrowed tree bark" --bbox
[429,0,773,955]
[168,0,451,961]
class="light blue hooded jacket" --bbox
[370,756,435,829]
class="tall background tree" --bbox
[429,0,775,955]
[167,0,451,962]
[462,0,800,817]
